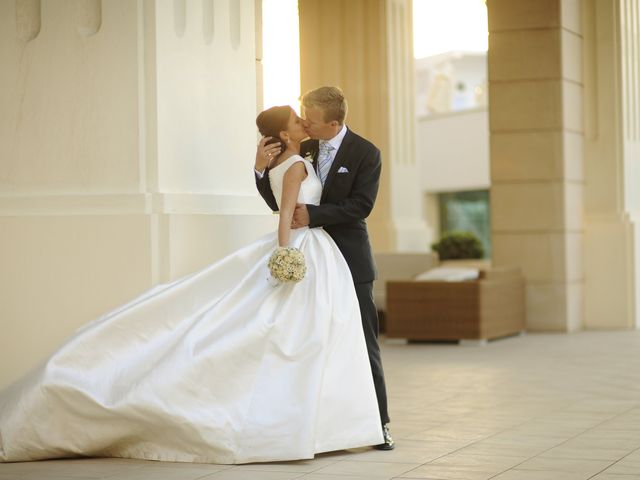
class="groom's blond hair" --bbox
[301,86,348,125]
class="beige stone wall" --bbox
[583,0,640,329]
[489,0,640,330]
[488,0,585,331]
[298,0,429,252]
[0,0,276,389]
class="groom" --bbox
[254,86,393,450]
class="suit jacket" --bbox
[255,128,380,284]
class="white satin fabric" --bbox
[0,156,383,463]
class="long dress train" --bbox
[0,155,383,464]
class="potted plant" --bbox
[431,231,483,259]
[431,231,489,269]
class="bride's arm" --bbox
[278,162,307,247]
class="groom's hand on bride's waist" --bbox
[292,203,310,229]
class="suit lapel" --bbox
[321,129,354,202]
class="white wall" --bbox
[0,1,140,195]
[0,0,275,389]
[155,0,258,195]
[416,107,490,193]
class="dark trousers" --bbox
[354,281,390,425]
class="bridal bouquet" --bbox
[268,247,307,283]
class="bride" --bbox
[0,105,383,464]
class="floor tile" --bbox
[602,453,640,475]
[0,476,100,480]
[515,456,613,475]
[312,460,419,478]
[203,469,302,480]
[102,464,228,480]
[230,458,336,473]
[490,470,594,480]
[539,445,632,461]
[428,452,527,471]
[397,464,499,479]
[591,474,640,480]
[302,475,379,480]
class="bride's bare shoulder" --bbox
[283,159,307,179]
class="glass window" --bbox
[439,190,491,258]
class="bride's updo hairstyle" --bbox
[256,106,292,158]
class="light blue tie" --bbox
[318,141,334,186]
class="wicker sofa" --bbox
[373,252,438,313]
[385,266,525,342]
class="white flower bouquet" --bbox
[268,247,307,283]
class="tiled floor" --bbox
[2,331,640,479]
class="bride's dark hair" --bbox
[256,106,292,159]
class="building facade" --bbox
[0,0,638,389]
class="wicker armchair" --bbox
[385,267,525,342]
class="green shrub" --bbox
[431,231,484,260]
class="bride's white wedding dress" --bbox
[0,155,383,464]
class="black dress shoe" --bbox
[374,423,395,450]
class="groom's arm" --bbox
[306,146,381,226]
[256,171,279,212]
[254,137,280,212]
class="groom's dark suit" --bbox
[256,128,390,425]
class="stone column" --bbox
[583,0,640,329]
[298,0,429,252]
[488,0,584,330]
[0,0,274,388]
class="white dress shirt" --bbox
[318,124,348,175]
